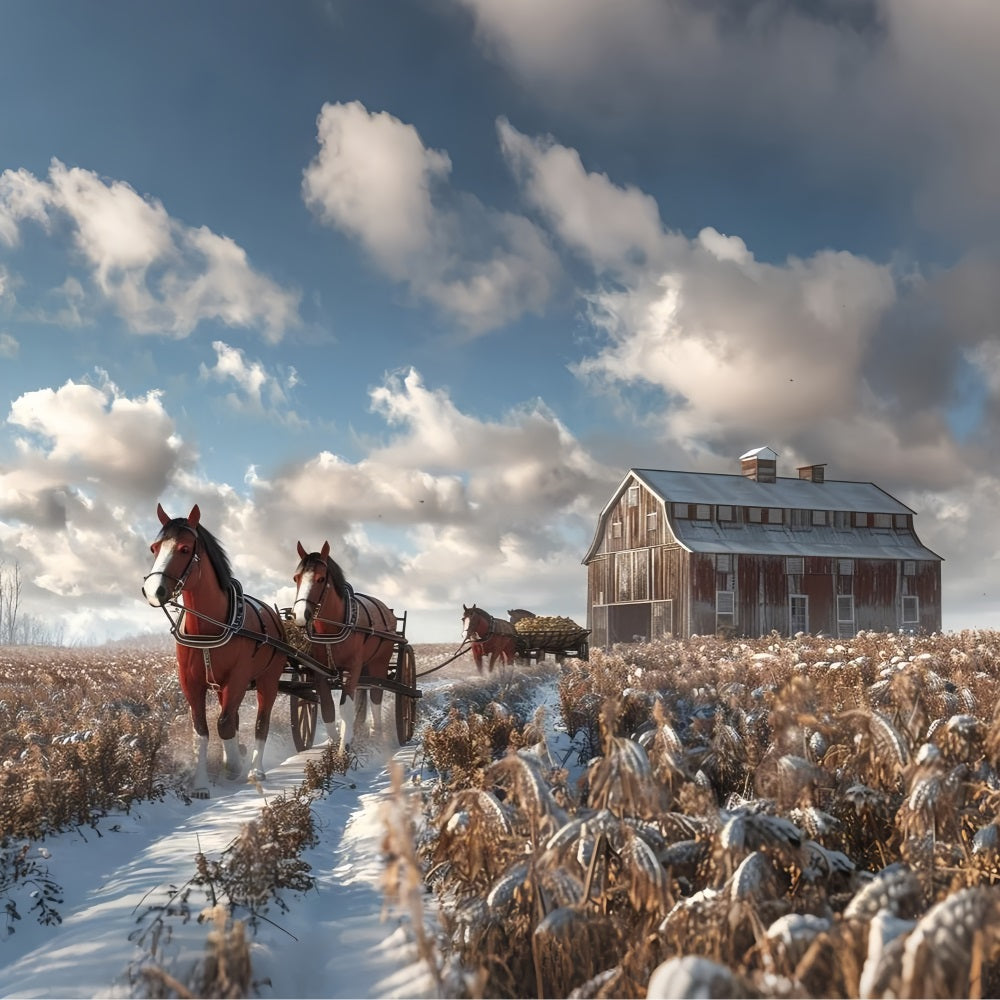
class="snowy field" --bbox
[0,649,563,999]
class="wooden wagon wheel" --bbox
[395,643,417,745]
[289,670,318,752]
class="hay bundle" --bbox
[513,615,588,649]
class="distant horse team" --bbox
[143,501,556,798]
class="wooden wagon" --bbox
[271,610,420,752]
[509,611,591,664]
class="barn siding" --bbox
[585,470,942,645]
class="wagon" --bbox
[271,609,420,752]
[510,611,591,664]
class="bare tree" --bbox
[0,559,22,645]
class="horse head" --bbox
[143,503,202,607]
[293,540,332,626]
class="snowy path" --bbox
[0,737,434,999]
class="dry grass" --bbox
[417,629,1000,998]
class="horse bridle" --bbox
[464,608,496,642]
[143,523,201,603]
[296,555,358,643]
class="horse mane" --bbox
[157,517,234,590]
[293,550,350,601]
[324,554,349,599]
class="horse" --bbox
[463,604,518,673]
[142,503,287,798]
[292,541,397,753]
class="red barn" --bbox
[583,447,943,645]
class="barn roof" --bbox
[583,468,943,563]
[632,468,911,513]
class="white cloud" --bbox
[5,371,184,501]
[0,332,17,358]
[461,0,1000,236]
[302,101,561,333]
[199,340,302,424]
[0,160,301,341]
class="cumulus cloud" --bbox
[460,0,1000,237]
[5,371,184,502]
[199,340,303,425]
[0,160,301,341]
[302,101,561,333]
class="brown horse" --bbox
[292,541,397,753]
[463,604,518,673]
[142,503,287,798]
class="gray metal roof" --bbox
[581,467,943,563]
[670,520,940,560]
[632,468,913,514]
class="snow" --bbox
[0,651,500,1000]
[0,731,439,999]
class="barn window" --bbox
[786,557,804,575]
[812,509,827,526]
[716,554,733,572]
[873,513,891,529]
[716,590,735,631]
[695,504,711,520]
[768,508,783,524]
[838,559,854,575]
[834,511,850,530]
[903,560,916,576]
[894,514,909,529]
[611,521,622,539]
[627,486,639,507]
[902,595,919,625]
[854,512,868,527]
[673,503,689,518]
[717,505,733,521]
[789,509,808,528]
[837,595,855,639]
[748,507,762,523]
[646,512,658,534]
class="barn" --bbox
[583,447,943,645]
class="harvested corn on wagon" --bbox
[508,610,590,663]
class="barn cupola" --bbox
[798,463,826,483]
[740,446,778,483]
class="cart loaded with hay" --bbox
[507,609,590,663]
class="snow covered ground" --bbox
[0,652,564,999]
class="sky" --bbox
[3,0,1000,644]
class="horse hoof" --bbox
[191,787,210,800]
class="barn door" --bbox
[789,594,808,635]
[837,595,855,639]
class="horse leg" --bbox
[472,642,484,674]
[246,675,278,781]
[180,661,212,798]
[370,689,384,741]
[338,669,360,753]
[353,689,369,739]
[216,687,244,781]
[315,674,339,745]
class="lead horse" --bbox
[463,604,518,673]
[143,503,287,798]
[292,541,397,753]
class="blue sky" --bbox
[2,0,1000,644]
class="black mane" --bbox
[294,551,349,599]
[158,517,234,590]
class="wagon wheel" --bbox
[289,671,317,752]
[395,644,417,745]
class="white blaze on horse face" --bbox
[293,565,318,626]
[143,536,180,607]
